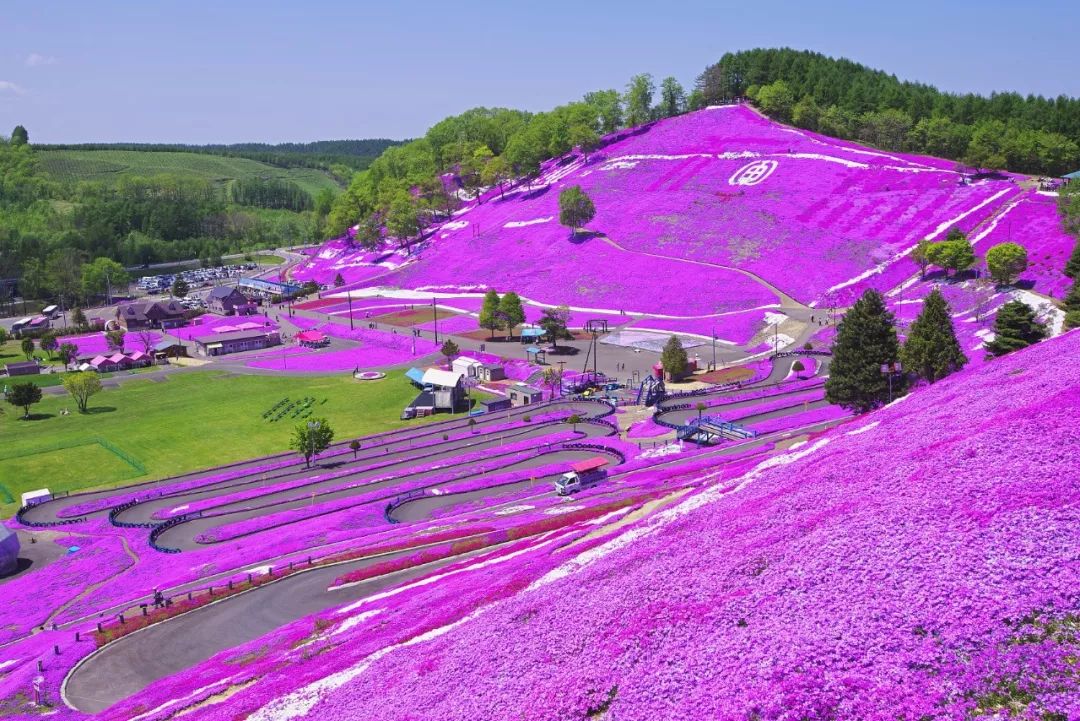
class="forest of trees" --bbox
[37,138,401,175]
[695,48,1080,175]
[0,135,331,306]
[325,72,693,240]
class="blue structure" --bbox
[677,416,757,445]
[520,327,545,343]
[0,526,19,576]
[405,367,425,386]
[636,376,665,406]
[238,278,303,296]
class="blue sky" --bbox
[1,0,1077,144]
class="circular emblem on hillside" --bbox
[728,160,778,187]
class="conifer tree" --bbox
[478,289,503,338]
[1065,241,1080,279]
[499,292,526,339]
[1063,277,1080,329]
[825,289,905,412]
[984,300,1048,357]
[661,335,689,380]
[900,288,967,383]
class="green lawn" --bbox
[37,149,342,199]
[250,254,285,265]
[0,370,425,517]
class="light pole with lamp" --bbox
[307,420,321,467]
[711,327,717,372]
[880,361,903,404]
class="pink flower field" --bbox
[88,330,1080,721]
[291,105,1066,316]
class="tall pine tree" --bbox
[825,289,905,412]
[1063,277,1080,330]
[984,300,1048,357]
[499,292,526,339]
[900,288,967,383]
[1065,241,1080,279]
[661,335,689,380]
[478,289,503,339]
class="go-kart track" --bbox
[6,359,852,718]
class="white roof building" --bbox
[451,356,484,377]
[421,368,465,389]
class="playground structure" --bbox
[676,416,758,445]
[636,375,666,406]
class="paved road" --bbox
[62,404,851,715]
[64,542,493,714]
[21,399,613,526]
[655,383,826,428]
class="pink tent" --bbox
[295,330,328,345]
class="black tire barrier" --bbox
[108,499,159,529]
[770,350,832,359]
[560,443,627,466]
[16,492,83,528]
[148,511,203,554]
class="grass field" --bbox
[250,253,285,265]
[0,369,426,517]
[37,149,342,199]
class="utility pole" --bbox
[347,293,354,331]
[431,298,439,344]
[711,327,717,371]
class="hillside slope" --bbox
[38,149,343,198]
[108,330,1080,721]
[295,105,1072,322]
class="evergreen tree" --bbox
[71,306,87,328]
[1065,241,1080,279]
[478,289,503,338]
[660,335,689,380]
[558,185,596,235]
[499,291,526,339]
[984,300,1048,357]
[825,289,905,412]
[1063,278,1080,329]
[900,288,967,383]
[171,278,189,298]
[10,125,28,147]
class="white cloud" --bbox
[25,53,58,67]
[0,81,25,95]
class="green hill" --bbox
[38,148,342,198]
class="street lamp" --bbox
[880,361,903,404]
[307,420,321,467]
